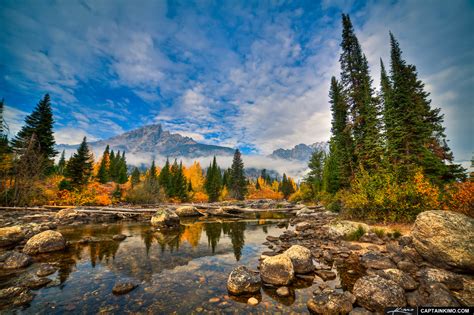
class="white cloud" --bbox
[54,127,99,145]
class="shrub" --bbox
[441,181,474,217]
[371,227,385,238]
[345,225,366,241]
[392,229,402,239]
[124,183,164,204]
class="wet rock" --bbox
[23,230,66,255]
[112,234,127,241]
[360,252,396,270]
[372,268,418,291]
[295,222,311,232]
[0,226,25,248]
[353,275,406,312]
[226,266,261,295]
[3,251,32,269]
[55,208,80,221]
[325,220,369,238]
[411,210,474,272]
[307,291,356,314]
[296,207,314,216]
[247,297,259,306]
[419,267,463,290]
[350,307,374,315]
[175,206,201,217]
[266,235,279,242]
[276,286,290,297]
[0,287,34,307]
[284,245,314,274]
[315,270,336,281]
[24,276,52,289]
[112,281,138,295]
[209,297,220,303]
[36,263,58,277]
[260,254,294,285]
[150,209,180,229]
[409,283,460,307]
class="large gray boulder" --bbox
[284,245,314,274]
[227,266,261,295]
[260,254,294,285]
[23,230,66,255]
[150,209,180,229]
[0,226,25,248]
[175,206,201,217]
[353,275,406,312]
[411,210,474,272]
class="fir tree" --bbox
[174,161,188,201]
[65,137,93,188]
[117,151,128,184]
[279,173,295,199]
[57,150,66,175]
[97,145,110,184]
[11,94,57,173]
[339,14,383,171]
[130,167,141,188]
[229,149,247,200]
[305,149,325,196]
[205,156,222,202]
[159,158,171,195]
[255,177,261,190]
[0,99,9,156]
[109,150,116,181]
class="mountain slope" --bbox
[57,124,235,158]
[269,142,328,161]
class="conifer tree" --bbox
[0,99,9,156]
[97,145,110,183]
[255,177,261,190]
[205,156,222,202]
[130,167,140,188]
[65,137,93,188]
[117,151,128,184]
[144,160,160,194]
[174,161,188,201]
[11,94,57,173]
[279,173,295,199]
[339,14,383,171]
[57,150,66,175]
[229,149,247,200]
[159,158,171,195]
[109,150,116,181]
[305,149,325,196]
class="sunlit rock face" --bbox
[269,142,328,161]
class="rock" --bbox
[112,282,138,295]
[247,297,259,306]
[266,235,279,242]
[24,276,52,289]
[209,297,220,303]
[420,267,464,291]
[295,222,311,232]
[0,287,34,307]
[353,275,406,312]
[373,268,418,291]
[350,307,374,315]
[410,283,460,307]
[260,254,294,285]
[360,252,396,270]
[325,220,369,238]
[175,206,201,217]
[226,266,261,295]
[3,251,32,269]
[296,207,314,216]
[411,210,474,272]
[284,245,314,274]
[307,291,356,314]
[36,264,58,277]
[315,270,337,281]
[360,232,384,245]
[0,226,25,248]
[112,234,127,241]
[397,260,418,275]
[55,208,79,221]
[276,286,290,297]
[150,209,180,229]
[23,230,66,255]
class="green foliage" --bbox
[169,160,188,201]
[125,183,164,204]
[305,148,325,197]
[56,150,66,175]
[58,179,73,191]
[372,227,385,238]
[345,225,366,241]
[392,229,402,239]
[229,149,247,200]
[97,145,110,183]
[205,156,222,202]
[65,137,94,189]
[130,167,140,188]
[279,173,295,199]
[0,99,10,157]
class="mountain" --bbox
[269,142,328,161]
[57,124,235,158]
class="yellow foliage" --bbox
[184,161,205,192]
[247,183,283,200]
[191,191,208,203]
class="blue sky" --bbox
[1,0,473,165]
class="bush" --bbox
[124,183,164,204]
[371,227,385,238]
[58,179,72,191]
[440,181,474,217]
[345,225,366,241]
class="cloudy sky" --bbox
[1,0,472,166]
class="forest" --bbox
[0,14,472,222]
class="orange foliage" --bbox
[183,161,205,192]
[191,191,208,203]
[247,178,283,200]
[441,182,474,217]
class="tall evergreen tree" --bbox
[205,156,222,202]
[339,14,383,171]
[109,150,116,181]
[117,151,128,184]
[305,149,325,196]
[0,99,9,156]
[158,158,171,194]
[174,161,188,201]
[65,137,93,188]
[229,149,247,200]
[279,173,295,199]
[130,167,140,188]
[57,150,66,175]
[11,94,57,173]
[380,59,395,158]
[97,145,110,184]
[144,160,160,194]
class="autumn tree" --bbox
[64,137,94,189]
[205,156,222,202]
[229,149,247,200]
[279,173,295,199]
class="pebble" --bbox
[247,297,259,306]
[276,286,290,297]
[208,297,220,303]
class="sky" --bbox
[1,0,473,169]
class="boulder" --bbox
[0,287,34,308]
[325,220,369,238]
[372,268,418,291]
[419,267,463,291]
[315,270,337,281]
[226,266,261,295]
[0,226,25,248]
[23,230,66,255]
[112,234,127,241]
[36,264,58,277]
[307,290,356,314]
[112,282,138,295]
[284,245,314,274]
[411,210,474,272]
[55,208,79,221]
[296,207,314,216]
[3,251,32,269]
[175,206,201,217]
[360,252,396,270]
[353,275,406,312]
[150,209,180,229]
[260,254,294,285]
[295,222,311,232]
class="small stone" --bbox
[3,251,32,269]
[36,264,58,277]
[360,252,396,270]
[112,282,138,295]
[112,234,126,241]
[24,276,52,289]
[307,291,356,314]
[209,297,220,303]
[315,270,337,281]
[247,297,259,306]
[276,286,290,297]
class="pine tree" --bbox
[339,14,382,171]
[0,99,9,156]
[117,151,128,184]
[130,167,140,188]
[57,150,66,175]
[305,149,325,196]
[205,156,222,202]
[97,145,110,183]
[65,137,93,188]
[11,94,57,173]
[109,150,116,181]
[229,149,247,200]
[158,158,171,194]
[175,161,188,201]
[279,173,295,199]
[255,177,261,190]
[380,59,394,158]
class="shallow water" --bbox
[2,215,335,314]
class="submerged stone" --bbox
[227,266,261,295]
